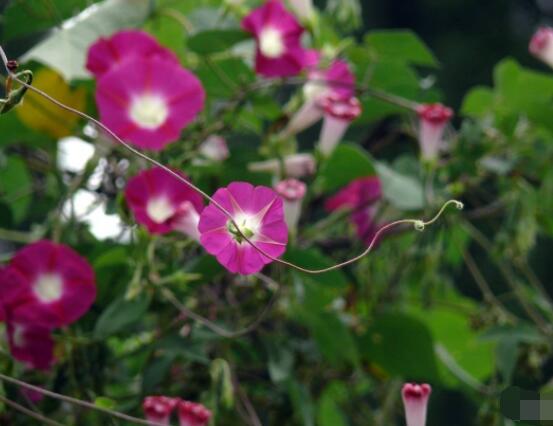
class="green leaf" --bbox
[21,0,152,80]
[375,162,424,210]
[188,29,249,55]
[317,385,349,426]
[94,397,116,410]
[409,296,495,383]
[365,29,438,67]
[317,144,376,192]
[0,156,31,223]
[210,358,234,409]
[461,87,495,118]
[195,57,255,98]
[94,295,150,339]
[297,310,359,367]
[142,353,175,393]
[358,312,440,381]
[287,380,315,426]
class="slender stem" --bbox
[0,394,65,426]
[0,45,457,274]
[0,373,171,426]
[0,228,40,244]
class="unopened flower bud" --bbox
[530,27,553,69]
[416,103,453,161]
[318,94,362,156]
[402,383,432,426]
[274,178,307,233]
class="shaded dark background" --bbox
[359,0,553,108]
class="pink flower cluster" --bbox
[0,241,96,370]
[325,176,383,246]
[87,30,205,151]
[143,396,211,426]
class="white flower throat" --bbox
[130,94,169,129]
[259,27,285,58]
[147,197,175,223]
[34,273,63,303]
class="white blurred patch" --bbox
[62,189,130,242]
[57,137,95,173]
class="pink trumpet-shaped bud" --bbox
[172,201,201,241]
[143,396,178,425]
[282,100,324,138]
[248,153,316,178]
[177,400,212,426]
[318,94,362,155]
[242,0,308,77]
[199,135,229,162]
[274,178,307,233]
[416,103,453,160]
[530,27,553,68]
[401,383,432,426]
[199,182,288,275]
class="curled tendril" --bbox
[0,44,462,274]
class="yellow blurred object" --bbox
[15,68,86,139]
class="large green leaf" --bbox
[358,312,440,381]
[375,162,424,210]
[20,0,153,80]
[317,144,376,193]
[0,156,31,223]
[94,295,150,339]
[409,296,496,384]
[187,29,249,55]
[364,29,438,67]
[317,383,349,426]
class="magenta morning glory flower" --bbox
[242,0,308,77]
[0,240,96,328]
[6,320,55,370]
[177,400,212,426]
[125,167,204,239]
[86,29,179,79]
[402,383,432,426]
[530,27,553,69]
[318,94,362,155]
[95,56,205,151]
[416,103,453,161]
[198,182,288,275]
[143,396,178,425]
[325,176,382,246]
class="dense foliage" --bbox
[0,0,552,425]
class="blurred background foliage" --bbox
[0,0,551,425]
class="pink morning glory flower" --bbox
[283,52,356,137]
[125,167,204,239]
[177,400,212,426]
[242,0,308,77]
[274,178,306,233]
[198,182,288,275]
[325,176,382,246]
[143,396,178,425]
[318,94,362,155]
[95,56,205,151]
[7,320,55,371]
[1,240,96,328]
[530,27,553,68]
[86,30,179,79]
[416,103,453,161]
[402,383,432,426]
[248,153,316,178]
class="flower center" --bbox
[34,273,63,303]
[146,197,175,224]
[227,214,260,243]
[129,94,169,129]
[259,27,285,58]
